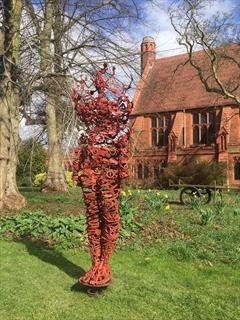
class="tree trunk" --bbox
[41,95,67,192]
[0,82,26,211]
[39,0,67,192]
[4,91,26,209]
[0,97,10,210]
[0,0,26,210]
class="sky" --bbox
[130,0,240,57]
[133,0,240,57]
[131,0,187,57]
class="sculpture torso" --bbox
[71,65,133,175]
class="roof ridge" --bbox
[155,42,240,62]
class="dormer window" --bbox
[192,111,215,145]
[151,114,171,147]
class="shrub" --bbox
[65,171,75,188]
[33,171,76,188]
[34,173,47,186]
[159,160,227,188]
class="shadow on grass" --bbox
[18,239,100,295]
[19,239,86,280]
[14,239,109,295]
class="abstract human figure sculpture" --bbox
[71,64,133,286]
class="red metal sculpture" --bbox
[71,64,133,286]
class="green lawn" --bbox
[0,240,239,320]
[0,188,240,319]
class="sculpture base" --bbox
[79,279,111,297]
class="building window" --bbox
[137,163,143,179]
[144,163,149,179]
[154,160,164,178]
[151,114,171,146]
[234,159,240,180]
[192,111,215,145]
[220,134,227,151]
[137,161,149,179]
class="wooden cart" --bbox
[169,179,240,205]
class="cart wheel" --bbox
[198,188,212,204]
[180,187,201,205]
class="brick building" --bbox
[129,36,240,187]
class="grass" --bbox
[0,240,239,320]
[0,187,240,319]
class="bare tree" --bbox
[169,0,240,104]
[0,0,26,210]
[22,0,140,192]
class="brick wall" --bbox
[130,105,240,186]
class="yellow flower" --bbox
[165,204,170,210]
[127,189,132,195]
[137,189,140,193]
[121,190,126,197]
[156,191,161,196]
[164,194,169,198]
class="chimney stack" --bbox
[141,36,156,75]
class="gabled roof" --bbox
[132,44,240,115]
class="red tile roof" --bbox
[132,44,240,115]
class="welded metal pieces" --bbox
[71,64,133,286]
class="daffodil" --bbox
[164,194,168,198]
[121,190,126,197]
[165,204,170,210]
